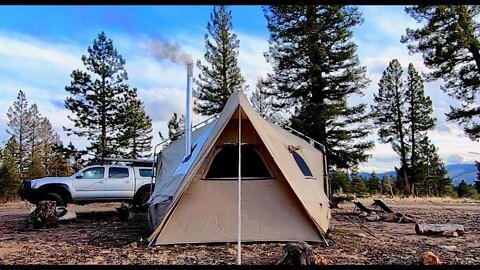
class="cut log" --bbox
[382,213,397,222]
[276,242,314,265]
[58,210,77,222]
[415,224,464,236]
[25,201,59,229]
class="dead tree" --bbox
[276,242,314,265]
[25,201,59,229]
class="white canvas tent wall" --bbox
[147,92,331,245]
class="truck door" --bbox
[71,166,106,200]
[105,167,135,199]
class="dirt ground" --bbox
[0,197,479,265]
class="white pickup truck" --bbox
[19,164,154,209]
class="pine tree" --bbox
[58,142,86,173]
[405,63,436,191]
[25,104,46,180]
[0,138,21,201]
[64,31,130,164]
[167,113,185,142]
[415,137,450,196]
[249,77,283,124]
[350,170,368,195]
[6,90,30,180]
[194,5,247,116]
[37,117,65,175]
[372,59,410,192]
[330,169,351,194]
[367,171,381,194]
[457,180,478,198]
[116,90,153,159]
[48,142,72,177]
[401,6,480,140]
[263,5,373,170]
[372,60,436,195]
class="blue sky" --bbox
[0,5,478,172]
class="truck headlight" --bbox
[30,180,37,189]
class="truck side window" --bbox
[83,167,105,179]
[139,169,153,177]
[109,167,129,178]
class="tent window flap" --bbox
[204,145,272,179]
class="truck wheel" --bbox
[135,191,151,211]
[38,193,67,207]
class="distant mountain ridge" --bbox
[360,163,477,186]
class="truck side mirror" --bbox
[75,175,83,179]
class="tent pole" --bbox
[237,106,242,265]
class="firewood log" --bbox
[415,224,464,236]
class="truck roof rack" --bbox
[103,157,155,167]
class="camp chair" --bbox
[351,200,373,214]
[373,199,394,213]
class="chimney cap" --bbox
[187,63,193,77]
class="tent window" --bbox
[205,145,272,179]
[292,151,313,177]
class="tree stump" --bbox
[116,202,132,220]
[25,201,59,229]
[276,242,314,265]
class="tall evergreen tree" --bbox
[372,59,410,192]
[401,6,480,140]
[116,90,153,159]
[64,31,129,164]
[37,117,65,176]
[405,63,436,189]
[6,90,30,180]
[372,60,436,195]
[25,104,45,180]
[263,5,373,170]
[194,5,247,116]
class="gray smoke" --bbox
[146,38,193,66]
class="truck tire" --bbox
[134,191,151,211]
[38,192,67,207]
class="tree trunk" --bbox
[415,224,464,236]
[25,201,59,229]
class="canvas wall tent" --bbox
[147,92,331,246]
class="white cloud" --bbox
[236,32,272,94]
[0,30,84,91]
